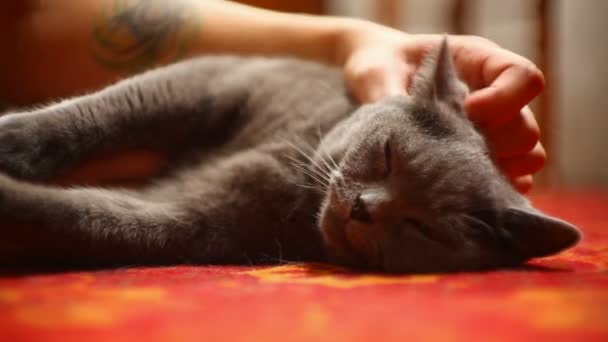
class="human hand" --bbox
[340,21,545,193]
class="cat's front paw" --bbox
[0,114,70,180]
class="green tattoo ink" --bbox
[92,0,201,73]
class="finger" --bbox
[497,142,546,178]
[454,43,545,128]
[513,175,534,194]
[464,63,545,128]
[484,106,540,158]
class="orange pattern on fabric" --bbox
[245,263,440,287]
[1,191,607,342]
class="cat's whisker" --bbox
[295,172,329,189]
[316,153,336,176]
[315,135,340,173]
[291,135,334,175]
[314,125,333,169]
[293,182,325,194]
[289,162,330,188]
[289,134,317,156]
[288,134,337,189]
[284,142,334,187]
[315,119,324,142]
[316,166,333,184]
[313,122,340,172]
[311,126,341,179]
[282,138,327,175]
[328,153,340,172]
[318,155,335,176]
[260,252,290,265]
[293,133,319,155]
[300,152,336,183]
[285,155,331,183]
[288,159,331,185]
[323,151,339,173]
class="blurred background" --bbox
[237,0,608,190]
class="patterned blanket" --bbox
[1,191,607,341]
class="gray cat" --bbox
[0,39,581,273]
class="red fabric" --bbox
[1,190,607,341]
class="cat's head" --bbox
[315,38,581,273]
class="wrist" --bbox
[330,17,373,66]
[280,15,366,67]
[331,18,414,67]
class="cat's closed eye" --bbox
[400,218,453,246]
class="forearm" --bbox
[191,1,351,64]
[1,0,359,105]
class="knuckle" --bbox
[349,64,383,84]
[522,107,541,139]
[520,126,541,152]
[498,141,546,177]
[515,176,534,193]
[533,143,547,162]
[528,152,546,174]
[520,62,545,93]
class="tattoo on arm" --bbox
[92,0,201,73]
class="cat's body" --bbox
[0,40,581,272]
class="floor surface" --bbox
[1,190,607,341]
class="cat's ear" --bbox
[410,36,468,104]
[502,207,582,258]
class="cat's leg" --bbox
[0,173,200,266]
[0,58,247,181]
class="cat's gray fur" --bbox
[0,39,580,273]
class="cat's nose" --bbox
[350,195,372,223]
[350,187,394,223]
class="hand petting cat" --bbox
[69,26,545,192]
[339,23,545,193]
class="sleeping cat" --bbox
[0,38,580,273]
